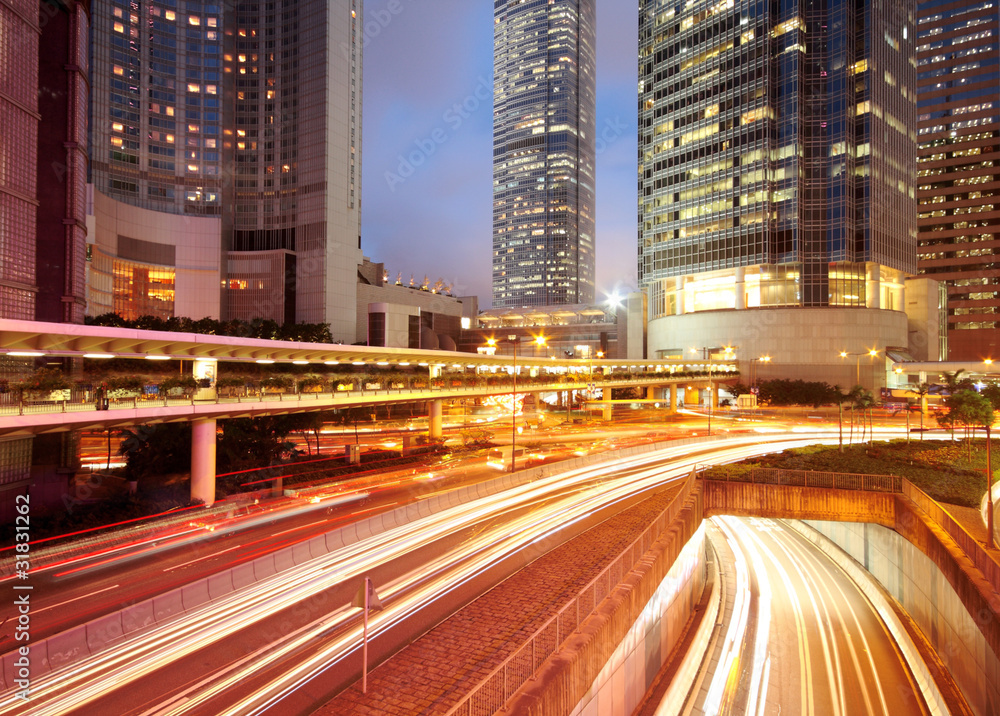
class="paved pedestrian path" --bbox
[315,483,684,715]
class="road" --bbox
[680,516,932,716]
[0,433,864,715]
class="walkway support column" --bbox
[668,385,677,414]
[429,399,443,440]
[191,418,217,506]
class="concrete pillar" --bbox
[429,399,443,439]
[735,267,746,310]
[866,263,881,309]
[684,387,699,405]
[668,385,677,414]
[647,386,659,400]
[602,404,613,422]
[711,383,720,408]
[191,418,217,506]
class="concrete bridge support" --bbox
[429,399,443,439]
[667,384,677,413]
[190,418,217,506]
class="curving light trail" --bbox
[0,432,899,715]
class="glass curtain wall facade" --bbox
[638,0,917,320]
[493,0,596,309]
[89,0,223,215]
[916,0,1000,360]
[1,0,40,321]
[223,0,363,339]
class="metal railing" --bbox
[445,471,698,716]
[901,480,1000,595]
[0,376,690,420]
[706,466,903,493]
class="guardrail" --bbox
[0,376,693,420]
[902,480,1000,595]
[706,466,903,493]
[445,469,699,716]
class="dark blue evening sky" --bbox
[360,0,639,309]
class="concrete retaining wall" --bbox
[503,482,705,716]
[703,481,897,526]
[807,517,1000,716]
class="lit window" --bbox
[166,134,174,143]
[113,65,124,76]
[187,164,199,172]
[189,15,201,26]
[188,124,199,133]
[165,10,175,21]
[110,137,123,147]
[187,84,200,93]
[113,21,124,33]
[112,122,123,132]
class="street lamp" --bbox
[749,355,771,392]
[504,334,545,472]
[839,348,880,387]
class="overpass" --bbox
[0,318,738,504]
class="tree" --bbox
[912,382,933,440]
[118,424,192,487]
[851,387,876,445]
[831,385,849,452]
[938,390,994,451]
[216,416,300,474]
[940,369,974,394]
[981,382,1000,412]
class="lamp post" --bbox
[508,334,519,472]
[839,348,880,387]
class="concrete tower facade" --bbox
[916,0,1000,361]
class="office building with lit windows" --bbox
[638,0,920,388]
[492,0,596,309]
[916,0,999,361]
[86,0,364,342]
[1,0,91,519]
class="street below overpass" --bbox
[1,428,936,715]
[678,516,932,716]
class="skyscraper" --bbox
[86,0,363,342]
[916,0,999,361]
[492,0,596,309]
[638,0,918,387]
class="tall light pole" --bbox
[840,348,880,387]
[508,334,519,472]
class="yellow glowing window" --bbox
[237,142,245,150]
[852,59,868,74]
[856,100,870,115]
[189,124,199,133]
[236,129,245,137]
[189,15,200,26]
[113,7,123,17]
[110,137,123,147]
[239,28,247,37]
[705,104,719,118]
[205,85,217,95]
[112,122,123,132]
[266,90,275,99]
[187,164,199,172]
[113,22,124,33]
[113,65,124,76]
[207,17,217,27]
[187,84,200,93]
[165,10,175,21]
[238,54,246,63]
[166,134,174,143]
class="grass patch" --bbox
[704,439,998,508]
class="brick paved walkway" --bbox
[314,483,684,715]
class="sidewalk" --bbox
[314,483,685,715]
